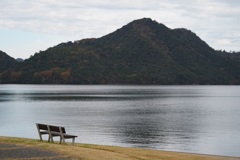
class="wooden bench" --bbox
[36,123,78,145]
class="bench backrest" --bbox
[49,125,60,132]
[49,125,66,134]
[61,127,66,134]
[36,123,68,134]
[36,123,48,131]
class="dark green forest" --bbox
[1,18,240,84]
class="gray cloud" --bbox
[0,0,240,58]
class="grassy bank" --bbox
[0,136,239,160]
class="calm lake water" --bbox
[0,85,240,157]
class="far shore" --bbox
[0,136,239,160]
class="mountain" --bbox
[1,18,240,84]
[16,58,24,62]
[0,50,18,72]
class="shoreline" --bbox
[1,136,239,160]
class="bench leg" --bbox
[36,124,43,141]
[39,134,43,141]
[60,137,62,144]
[50,135,54,143]
[72,138,75,145]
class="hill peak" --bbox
[103,18,170,42]
[127,18,169,31]
[131,18,156,24]
[130,18,163,26]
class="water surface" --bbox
[0,85,240,157]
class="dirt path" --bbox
[0,143,70,160]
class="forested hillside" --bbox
[1,18,240,84]
[0,50,18,72]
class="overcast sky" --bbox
[1,0,240,59]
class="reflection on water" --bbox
[0,85,240,157]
